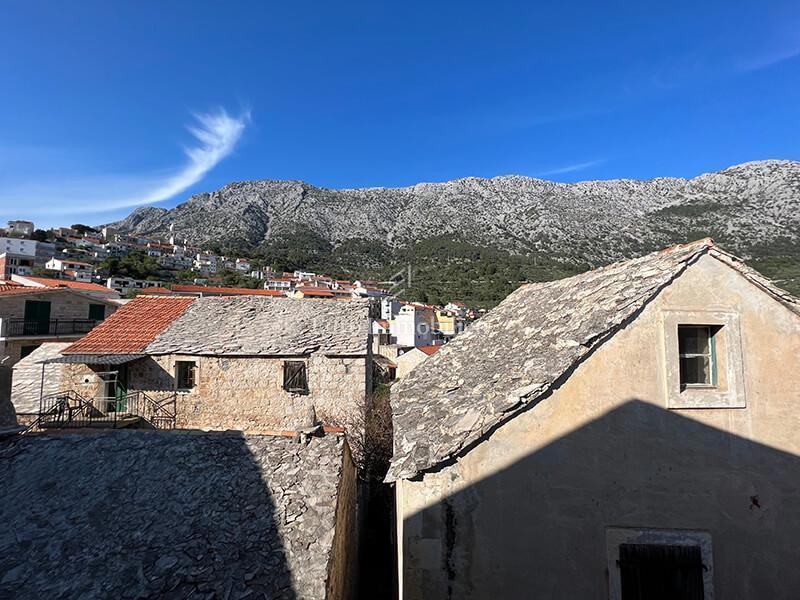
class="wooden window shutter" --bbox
[283,361,308,394]
[619,543,704,600]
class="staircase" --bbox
[25,390,177,434]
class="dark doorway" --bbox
[619,543,704,600]
[23,300,51,335]
[88,303,106,322]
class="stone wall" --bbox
[121,354,369,436]
[398,254,800,599]
[10,343,72,415]
[327,443,358,600]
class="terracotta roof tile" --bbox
[418,345,442,356]
[0,285,72,297]
[64,296,194,354]
[171,285,285,296]
[20,276,113,294]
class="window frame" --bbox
[677,325,718,389]
[283,360,309,395]
[175,360,197,392]
[662,310,745,409]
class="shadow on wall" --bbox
[0,365,16,426]
[404,400,800,600]
[130,357,177,392]
[0,430,299,599]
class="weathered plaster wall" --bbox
[399,255,800,599]
[395,349,428,379]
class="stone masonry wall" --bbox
[124,354,368,436]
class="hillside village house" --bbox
[0,252,34,279]
[49,295,375,450]
[6,219,34,236]
[0,284,118,406]
[0,286,117,366]
[106,276,167,296]
[387,239,800,599]
[45,257,94,282]
[10,274,121,301]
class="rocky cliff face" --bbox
[112,160,800,266]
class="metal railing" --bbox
[121,391,177,430]
[24,390,177,433]
[5,318,98,338]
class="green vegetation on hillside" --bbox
[194,228,800,307]
[99,251,165,281]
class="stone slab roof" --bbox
[146,296,372,356]
[10,343,71,414]
[386,239,800,481]
[0,430,348,600]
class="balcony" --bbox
[3,318,98,338]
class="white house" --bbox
[391,303,436,347]
[106,277,165,296]
[45,258,94,282]
[194,253,219,275]
[6,220,34,237]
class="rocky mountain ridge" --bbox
[113,160,800,267]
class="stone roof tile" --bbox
[386,239,800,481]
[145,296,372,356]
[0,430,347,599]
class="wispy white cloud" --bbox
[0,108,249,218]
[738,42,800,72]
[534,159,607,177]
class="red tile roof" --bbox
[171,285,285,296]
[142,285,285,297]
[295,287,335,297]
[0,285,80,297]
[20,276,113,294]
[418,345,442,356]
[64,296,195,354]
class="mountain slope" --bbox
[112,160,800,304]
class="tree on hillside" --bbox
[71,224,100,235]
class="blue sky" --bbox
[0,0,798,227]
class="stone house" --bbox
[10,342,71,423]
[55,295,375,452]
[0,286,117,366]
[0,428,357,599]
[10,274,121,300]
[387,239,800,599]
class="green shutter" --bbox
[88,304,106,321]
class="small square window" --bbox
[283,361,308,394]
[175,361,196,391]
[678,325,718,388]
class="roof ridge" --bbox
[386,240,716,482]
